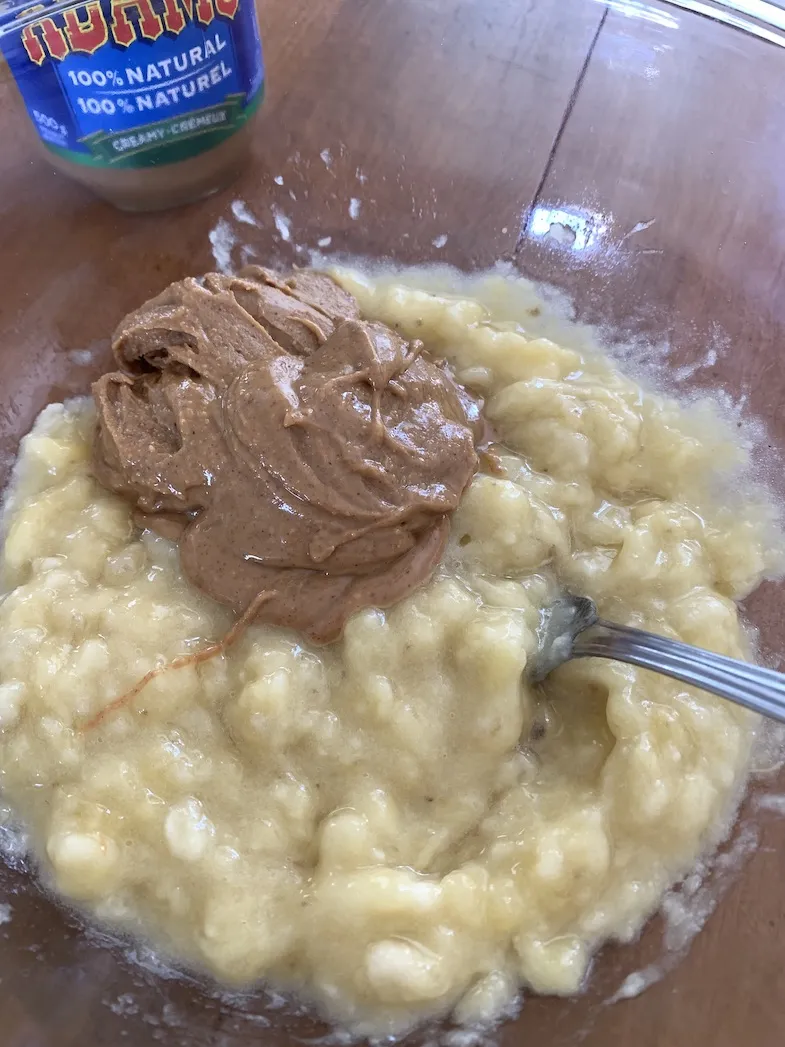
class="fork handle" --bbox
[573,620,785,724]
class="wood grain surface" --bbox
[0,1,784,1045]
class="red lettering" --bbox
[161,0,185,33]
[214,0,239,17]
[170,0,215,26]
[21,24,45,64]
[110,0,163,46]
[21,17,68,63]
[195,0,214,26]
[64,1,108,55]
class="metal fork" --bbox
[531,593,785,723]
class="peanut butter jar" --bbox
[0,0,264,211]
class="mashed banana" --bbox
[0,268,781,1036]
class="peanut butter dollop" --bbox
[92,268,480,643]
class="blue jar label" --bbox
[0,0,264,168]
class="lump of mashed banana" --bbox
[0,267,782,1038]
[92,267,480,643]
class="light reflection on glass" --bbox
[527,205,610,253]
[594,0,785,49]
[591,0,680,29]
[673,1,785,49]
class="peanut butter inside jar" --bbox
[45,119,259,212]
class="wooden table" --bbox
[1,2,784,1045]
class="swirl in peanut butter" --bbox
[92,268,480,642]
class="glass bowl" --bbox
[0,1,784,1044]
